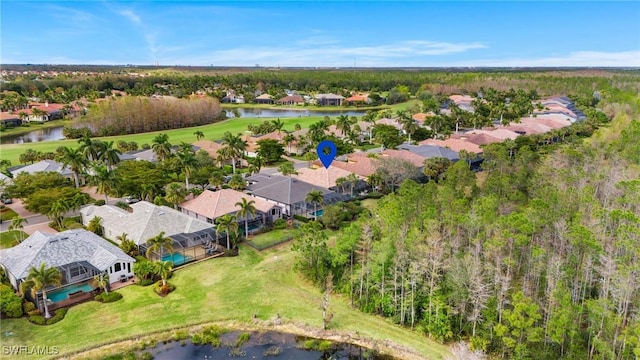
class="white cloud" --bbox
[453,50,640,67]
[119,9,142,25]
[160,40,487,66]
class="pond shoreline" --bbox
[59,319,430,360]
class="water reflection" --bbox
[1,127,66,144]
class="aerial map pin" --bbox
[317,140,337,169]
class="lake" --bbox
[1,108,367,144]
[144,331,395,360]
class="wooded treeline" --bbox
[72,96,223,137]
[293,95,640,359]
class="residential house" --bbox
[193,140,225,161]
[180,189,280,233]
[420,138,483,154]
[504,122,553,135]
[292,166,364,193]
[254,93,274,104]
[221,90,245,104]
[277,95,305,106]
[398,144,460,161]
[246,173,348,217]
[0,112,22,127]
[329,152,380,178]
[10,160,74,180]
[315,93,345,106]
[80,201,219,253]
[449,94,475,112]
[520,117,571,130]
[345,94,370,106]
[0,229,135,311]
[20,102,66,123]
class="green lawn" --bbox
[1,244,450,360]
[246,228,296,249]
[0,116,325,165]
[360,198,380,212]
[0,230,26,248]
[0,207,18,221]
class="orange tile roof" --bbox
[0,112,21,120]
[504,122,552,135]
[179,189,274,220]
[329,153,379,177]
[292,166,361,188]
[420,138,483,154]
[193,140,224,159]
[464,129,520,140]
[379,149,427,167]
[520,117,571,129]
[346,94,368,102]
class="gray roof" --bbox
[398,144,459,161]
[80,201,212,245]
[126,145,200,163]
[246,173,334,205]
[315,93,345,100]
[10,160,73,177]
[0,229,135,281]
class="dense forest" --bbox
[293,97,640,358]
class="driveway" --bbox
[1,198,58,234]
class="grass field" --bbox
[246,228,296,249]
[0,230,26,248]
[0,244,450,360]
[1,207,18,221]
[0,116,325,165]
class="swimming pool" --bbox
[311,209,324,217]
[47,282,95,303]
[162,253,191,266]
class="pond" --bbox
[1,126,66,144]
[0,108,368,144]
[144,331,395,360]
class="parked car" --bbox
[0,194,12,204]
[124,196,140,204]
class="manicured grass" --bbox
[0,116,325,165]
[0,207,18,221]
[1,244,450,360]
[247,228,296,249]
[0,230,26,248]
[360,198,380,212]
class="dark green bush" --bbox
[46,308,68,325]
[0,284,23,318]
[94,200,106,206]
[153,281,175,296]
[293,214,310,223]
[29,315,46,325]
[272,218,287,229]
[23,301,36,313]
[138,278,155,287]
[95,291,123,303]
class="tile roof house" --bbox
[420,138,483,154]
[179,189,280,228]
[277,95,305,106]
[193,140,225,160]
[375,117,404,130]
[345,94,370,105]
[292,166,362,190]
[254,93,274,104]
[379,149,428,167]
[80,201,215,247]
[0,112,22,127]
[10,159,74,179]
[520,117,571,130]
[316,93,345,106]
[0,229,135,309]
[504,122,553,135]
[329,152,380,178]
[246,173,347,217]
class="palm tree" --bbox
[345,173,359,197]
[88,163,117,203]
[145,231,174,260]
[335,114,353,138]
[247,156,264,176]
[235,198,257,238]
[305,190,324,221]
[154,260,173,286]
[366,173,383,192]
[335,176,347,193]
[93,273,110,295]
[164,182,187,209]
[307,122,326,144]
[176,143,197,189]
[47,199,71,229]
[278,161,297,177]
[20,263,62,319]
[87,216,103,235]
[221,132,247,174]
[56,146,88,188]
[228,173,246,190]
[98,140,122,171]
[9,216,28,243]
[283,133,296,154]
[208,169,225,190]
[152,133,172,161]
[193,131,205,141]
[216,214,239,249]
[140,184,157,202]
[397,110,417,144]
[458,149,474,170]
[271,118,285,139]
[78,135,101,161]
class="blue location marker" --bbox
[317,140,337,169]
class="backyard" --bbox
[245,228,296,250]
[0,243,450,360]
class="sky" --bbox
[1,1,639,67]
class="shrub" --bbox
[272,218,287,229]
[301,338,333,351]
[192,325,226,347]
[293,214,310,223]
[95,291,123,303]
[235,332,251,347]
[23,301,36,313]
[153,281,175,296]
[46,308,68,325]
[138,278,154,287]
[94,200,106,206]
[0,284,23,318]
[29,315,46,325]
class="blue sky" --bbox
[1,1,639,67]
